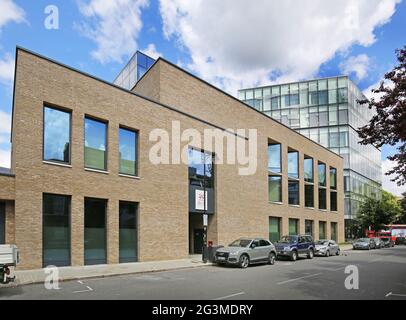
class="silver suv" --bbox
[214,238,277,268]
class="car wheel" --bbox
[307,249,314,259]
[291,251,298,261]
[268,252,276,265]
[239,254,250,269]
[325,250,330,257]
[336,249,340,256]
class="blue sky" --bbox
[0,0,405,195]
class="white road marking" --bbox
[386,292,406,298]
[277,273,322,285]
[213,291,245,300]
[78,280,83,284]
[73,281,93,294]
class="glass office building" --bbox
[238,76,382,239]
[113,51,156,90]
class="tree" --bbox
[397,191,406,223]
[357,191,402,233]
[358,46,406,186]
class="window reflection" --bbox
[85,117,107,171]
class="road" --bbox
[1,246,406,300]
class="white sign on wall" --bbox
[195,190,208,211]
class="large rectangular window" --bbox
[43,194,70,267]
[305,184,314,208]
[269,217,281,243]
[43,106,71,164]
[331,222,337,241]
[305,220,314,236]
[85,117,108,171]
[268,143,281,173]
[319,221,326,240]
[330,167,337,211]
[288,181,299,205]
[289,219,299,236]
[269,176,282,202]
[84,198,107,265]
[119,127,138,176]
[319,188,327,210]
[304,156,313,183]
[288,150,299,179]
[119,202,138,263]
[318,162,326,186]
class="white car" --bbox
[315,240,340,257]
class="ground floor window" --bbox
[84,198,107,265]
[269,217,281,242]
[119,201,138,263]
[0,202,5,244]
[305,220,313,237]
[331,222,337,241]
[43,194,71,267]
[319,221,326,240]
[289,218,299,235]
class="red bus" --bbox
[366,224,406,243]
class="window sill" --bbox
[319,209,327,212]
[289,204,300,208]
[85,168,109,175]
[43,160,72,168]
[269,201,283,205]
[305,207,315,210]
[119,173,141,180]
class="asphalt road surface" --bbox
[1,246,406,300]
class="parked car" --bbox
[315,240,340,257]
[380,238,394,248]
[373,237,383,249]
[274,235,315,261]
[214,238,277,268]
[353,238,375,250]
[395,237,406,245]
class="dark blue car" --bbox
[274,235,315,261]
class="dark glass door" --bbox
[193,229,204,254]
[119,202,138,263]
[84,198,107,265]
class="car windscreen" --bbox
[356,238,369,242]
[278,236,297,243]
[229,239,251,247]
[316,241,329,245]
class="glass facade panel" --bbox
[289,219,299,235]
[269,217,281,243]
[84,198,107,265]
[43,194,70,267]
[119,127,138,176]
[44,106,71,163]
[268,144,281,173]
[119,202,138,263]
[269,176,282,202]
[85,117,107,171]
[288,181,299,205]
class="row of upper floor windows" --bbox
[43,105,138,176]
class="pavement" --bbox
[1,245,405,300]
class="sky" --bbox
[0,0,405,196]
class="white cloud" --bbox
[0,110,11,134]
[0,148,10,168]
[141,43,162,60]
[0,0,25,29]
[363,76,394,101]
[76,0,149,64]
[159,0,400,95]
[382,159,406,197]
[339,54,370,81]
[0,53,15,84]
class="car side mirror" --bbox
[251,244,256,249]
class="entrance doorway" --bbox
[189,213,204,254]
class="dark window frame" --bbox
[42,103,72,165]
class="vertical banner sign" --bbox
[195,190,208,211]
[203,214,208,227]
